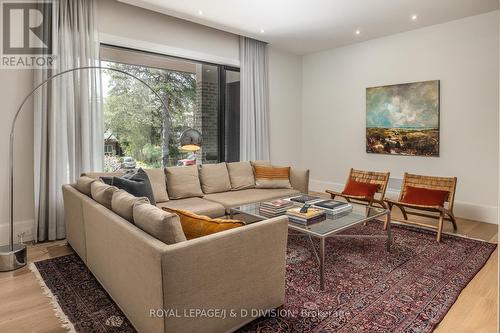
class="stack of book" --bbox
[313,200,353,215]
[259,199,294,217]
[286,207,326,225]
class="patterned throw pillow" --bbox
[162,207,244,240]
[254,165,292,189]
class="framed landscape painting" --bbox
[366,80,440,156]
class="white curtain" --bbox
[239,37,270,161]
[34,0,102,242]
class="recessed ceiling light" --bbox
[260,29,265,34]
[355,30,361,35]
[411,14,418,21]
[198,10,203,15]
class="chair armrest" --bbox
[384,198,443,211]
[325,190,370,201]
[161,216,289,333]
[290,167,310,193]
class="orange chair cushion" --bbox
[162,207,244,240]
[342,179,379,198]
[401,186,449,207]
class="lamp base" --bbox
[0,243,27,271]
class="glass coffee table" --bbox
[229,199,392,291]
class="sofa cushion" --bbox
[203,188,300,209]
[90,181,118,209]
[111,189,150,222]
[75,176,98,196]
[165,165,203,199]
[156,198,225,218]
[254,165,292,189]
[144,168,169,202]
[198,163,232,194]
[162,207,244,240]
[250,160,271,167]
[133,201,186,244]
[226,161,255,190]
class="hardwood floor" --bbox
[0,198,497,332]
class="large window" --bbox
[100,45,239,172]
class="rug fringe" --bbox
[29,263,77,332]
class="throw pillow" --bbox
[254,165,292,189]
[162,207,244,240]
[226,161,255,190]
[401,186,449,207]
[165,165,203,199]
[102,168,156,205]
[198,163,232,194]
[144,168,169,203]
[342,179,379,198]
[111,189,149,222]
[90,181,118,209]
[75,176,98,196]
[133,202,186,244]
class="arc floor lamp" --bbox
[0,65,202,271]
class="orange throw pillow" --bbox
[162,207,244,240]
[254,165,292,189]
[342,179,379,198]
[401,186,449,207]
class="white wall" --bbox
[268,47,303,167]
[0,69,35,245]
[97,0,239,66]
[302,11,500,223]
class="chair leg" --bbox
[364,200,374,226]
[436,211,445,242]
[400,206,409,220]
[448,212,458,232]
[384,202,393,230]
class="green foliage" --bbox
[103,61,197,166]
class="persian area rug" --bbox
[30,221,495,333]
[239,222,496,333]
[30,255,136,333]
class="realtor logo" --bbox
[1,0,55,68]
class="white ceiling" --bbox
[119,0,499,55]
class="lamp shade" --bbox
[180,128,202,151]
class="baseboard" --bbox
[0,220,34,246]
[310,179,499,225]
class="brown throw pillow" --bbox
[162,207,244,240]
[254,165,292,189]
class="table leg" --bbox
[320,237,325,291]
[386,211,392,252]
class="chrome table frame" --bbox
[230,202,392,291]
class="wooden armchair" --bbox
[385,173,457,242]
[325,168,390,209]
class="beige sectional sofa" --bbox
[62,161,309,333]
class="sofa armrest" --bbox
[82,200,169,333]
[161,216,289,333]
[290,167,310,193]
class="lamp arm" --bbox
[9,65,170,250]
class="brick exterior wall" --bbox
[195,70,219,164]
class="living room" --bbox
[0,0,498,332]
